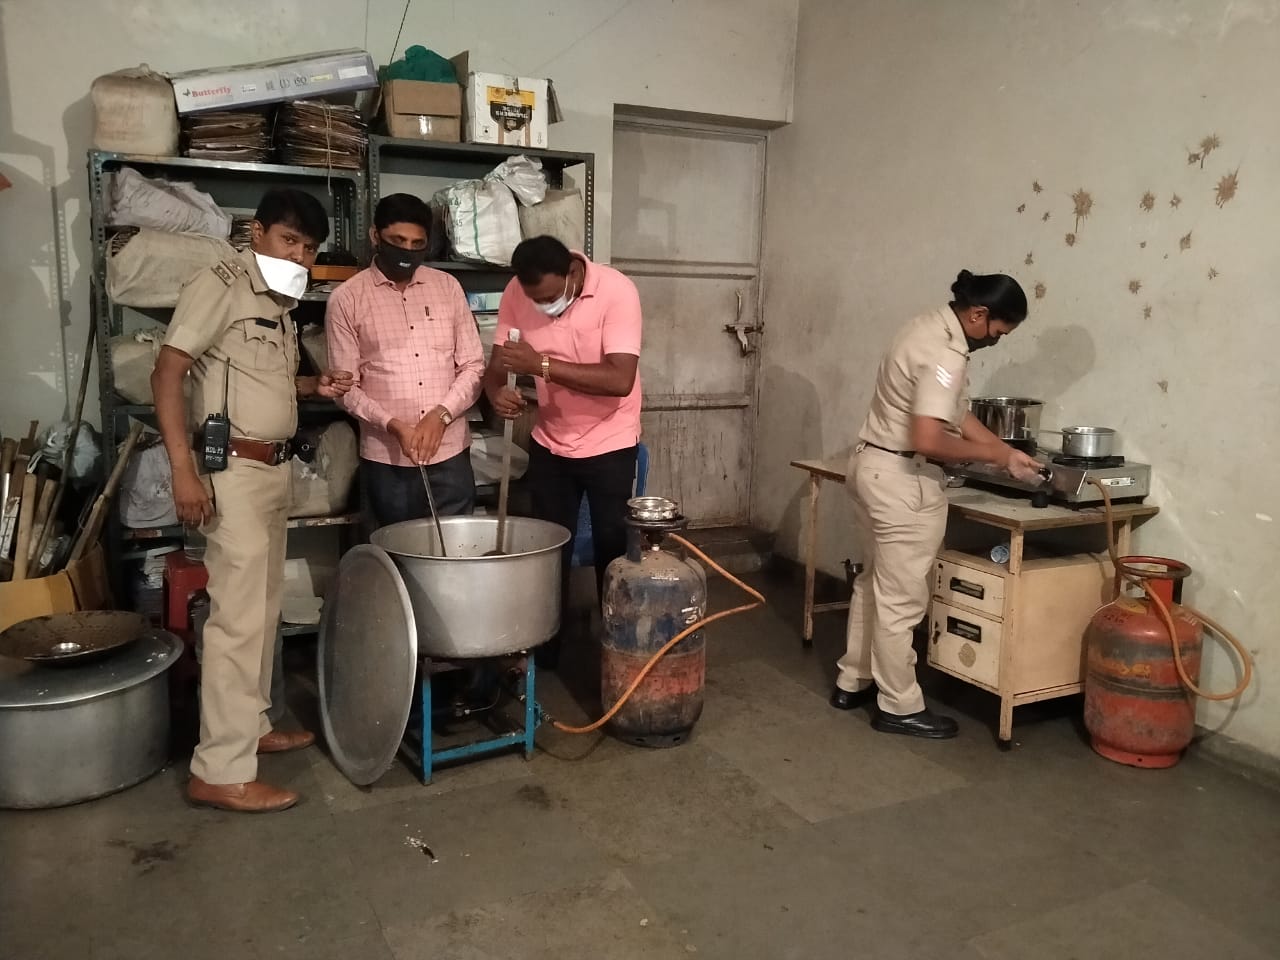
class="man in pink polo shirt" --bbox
[327,194,485,527]
[485,236,642,668]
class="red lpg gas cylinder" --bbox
[1083,557,1203,768]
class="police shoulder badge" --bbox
[212,259,247,287]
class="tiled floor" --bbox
[2,574,1276,959]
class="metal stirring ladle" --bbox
[418,464,448,558]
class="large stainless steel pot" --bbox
[371,516,571,659]
[970,397,1044,444]
[0,629,183,809]
[1059,425,1116,459]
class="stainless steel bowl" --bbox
[627,496,679,522]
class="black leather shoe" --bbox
[829,685,877,711]
[872,708,959,739]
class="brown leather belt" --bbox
[863,441,916,458]
[196,435,292,466]
[862,442,948,471]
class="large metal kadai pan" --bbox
[371,516,571,659]
[318,516,570,787]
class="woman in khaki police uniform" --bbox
[152,189,352,812]
[830,270,1042,739]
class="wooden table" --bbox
[790,458,852,647]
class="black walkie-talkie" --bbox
[201,358,231,471]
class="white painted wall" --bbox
[755,0,1279,759]
[0,0,797,431]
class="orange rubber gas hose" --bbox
[1092,478,1253,701]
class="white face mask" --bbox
[533,277,576,317]
[253,252,309,300]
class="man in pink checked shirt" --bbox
[326,194,485,526]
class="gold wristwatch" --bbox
[438,407,453,426]
[541,355,551,381]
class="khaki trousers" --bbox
[836,446,948,715]
[190,458,290,784]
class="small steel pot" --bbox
[1060,426,1116,459]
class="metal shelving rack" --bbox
[86,136,596,614]
[368,136,594,295]
[87,151,367,607]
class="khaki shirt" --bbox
[164,249,300,442]
[859,305,970,450]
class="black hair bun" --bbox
[950,269,974,299]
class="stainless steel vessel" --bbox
[1059,425,1116,460]
[371,515,571,659]
[0,629,183,808]
[970,397,1044,444]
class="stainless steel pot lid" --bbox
[0,628,183,710]
[318,544,418,787]
[0,610,148,664]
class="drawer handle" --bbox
[946,616,983,643]
[949,577,985,601]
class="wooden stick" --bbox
[68,423,143,565]
[33,314,97,569]
[27,479,59,572]
[0,439,15,528]
[12,474,38,581]
[1,453,30,558]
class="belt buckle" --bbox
[272,442,291,466]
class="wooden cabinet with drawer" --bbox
[926,545,1112,745]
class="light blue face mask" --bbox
[534,277,576,317]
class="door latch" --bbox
[724,290,761,356]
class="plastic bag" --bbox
[518,188,585,250]
[107,229,235,307]
[381,45,457,83]
[489,155,547,207]
[119,439,178,529]
[110,327,188,405]
[289,420,358,518]
[434,178,522,265]
[108,167,232,238]
[37,422,103,482]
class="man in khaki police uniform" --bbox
[830,270,1043,739]
[152,189,352,812]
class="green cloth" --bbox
[381,46,457,83]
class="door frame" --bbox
[610,113,769,525]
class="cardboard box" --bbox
[450,52,561,149]
[169,49,378,116]
[381,80,462,142]
[0,545,111,633]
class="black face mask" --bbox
[965,316,1000,352]
[375,240,427,281]
[965,333,1001,352]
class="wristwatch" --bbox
[541,355,551,381]
[437,407,453,426]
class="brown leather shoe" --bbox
[257,729,316,754]
[187,777,299,813]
